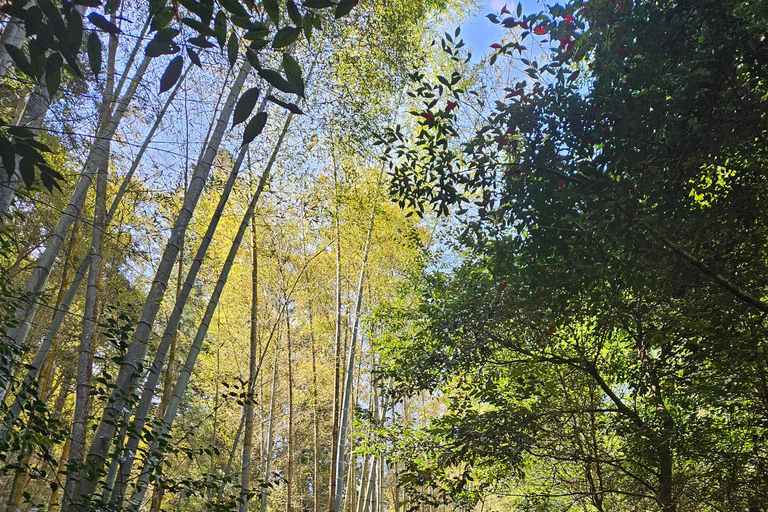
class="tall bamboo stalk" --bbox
[333,199,377,512]
[66,61,253,512]
[126,108,295,510]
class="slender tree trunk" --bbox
[261,339,280,512]
[0,63,193,439]
[66,61,252,512]
[333,201,376,512]
[127,109,296,509]
[286,308,294,512]
[110,99,260,507]
[240,215,259,512]
[309,311,320,512]
[62,151,108,507]
[5,48,154,362]
[329,165,343,512]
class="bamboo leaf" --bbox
[287,0,303,26]
[282,52,304,98]
[4,45,33,77]
[272,26,300,49]
[87,32,102,77]
[334,0,357,18]
[187,47,202,67]
[227,32,238,66]
[266,94,303,114]
[159,55,184,92]
[219,0,249,17]
[257,68,297,95]
[242,111,267,145]
[232,87,261,126]
[88,12,121,34]
[263,0,279,24]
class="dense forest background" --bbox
[0,0,766,511]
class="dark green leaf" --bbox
[151,7,175,32]
[232,86,260,126]
[44,51,63,79]
[66,10,84,47]
[155,27,182,41]
[266,94,303,114]
[149,0,166,15]
[227,32,238,66]
[287,0,303,26]
[73,0,102,6]
[88,12,121,34]
[245,49,261,68]
[272,26,300,49]
[282,52,304,97]
[334,0,357,19]
[87,32,102,77]
[187,36,215,48]
[213,11,227,47]
[145,38,181,56]
[257,68,296,95]
[303,12,313,39]
[39,165,63,193]
[219,0,249,17]
[159,55,183,92]
[45,69,61,96]
[0,138,16,178]
[19,158,35,189]
[104,0,121,14]
[262,0,279,24]
[5,45,33,77]
[303,0,334,8]
[181,17,217,37]
[187,47,202,67]
[242,111,267,145]
[248,38,269,50]
[231,15,255,28]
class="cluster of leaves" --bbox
[380,0,768,509]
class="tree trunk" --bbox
[66,61,252,512]
[333,200,376,512]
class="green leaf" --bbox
[88,12,121,34]
[282,52,304,97]
[87,32,102,77]
[181,17,217,37]
[266,94,303,114]
[104,0,121,13]
[248,38,269,50]
[187,36,215,48]
[334,0,357,19]
[159,55,184,93]
[149,0,166,15]
[187,47,202,67]
[257,67,296,95]
[272,26,300,49]
[19,158,35,189]
[262,0,279,24]
[4,45,32,77]
[0,138,16,178]
[232,86,260,126]
[39,164,63,193]
[303,0,334,8]
[66,10,84,48]
[45,68,61,97]
[146,38,181,56]
[242,111,267,145]
[219,0,249,17]
[516,2,522,17]
[213,11,227,47]
[151,7,175,32]
[227,32,238,67]
[303,12,313,39]
[287,0,303,26]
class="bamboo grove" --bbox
[0,0,460,511]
